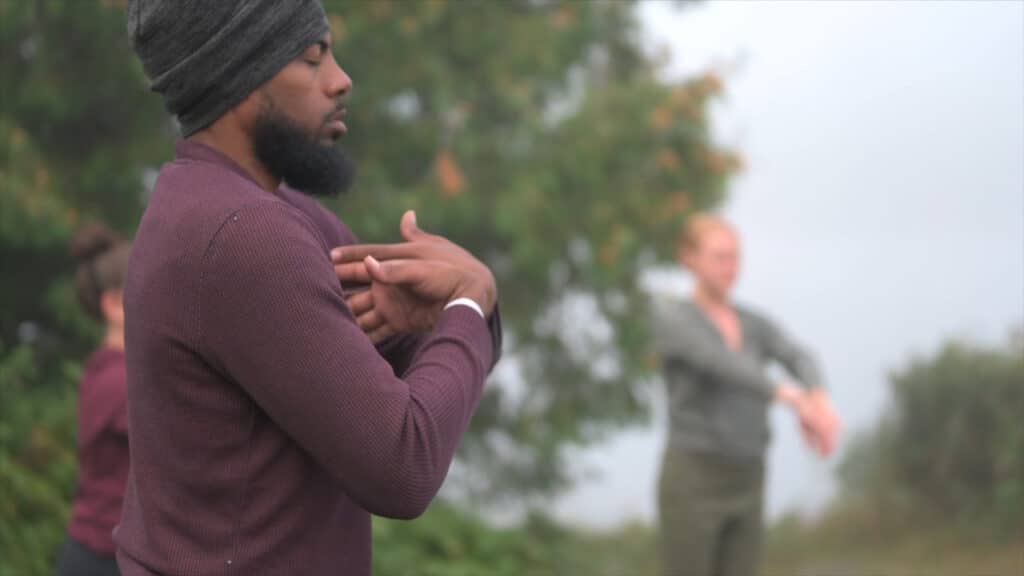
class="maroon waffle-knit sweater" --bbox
[68,346,129,556]
[115,140,500,575]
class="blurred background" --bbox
[1,1,1021,575]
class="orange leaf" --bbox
[436,150,465,198]
[650,105,673,130]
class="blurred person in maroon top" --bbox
[118,1,500,574]
[58,223,132,576]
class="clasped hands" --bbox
[776,383,842,458]
[331,211,497,343]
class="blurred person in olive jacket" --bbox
[652,214,841,576]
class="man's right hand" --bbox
[331,211,497,341]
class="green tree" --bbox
[838,332,1024,532]
[1,2,165,571]
[1,1,736,572]
[761,333,1024,575]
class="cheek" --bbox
[292,97,325,129]
[694,259,717,281]
[267,84,327,132]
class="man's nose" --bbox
[326,56,352,98]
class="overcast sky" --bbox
[553,0,1024,528]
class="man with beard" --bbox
[117,1,501,575]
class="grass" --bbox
[559,504,1023,576]
[761,502,1024,576]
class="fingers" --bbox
[800,420,824,455]
[797,402,833,457]
[343,286,385,333]
[401,210,444,243]
[400,210,421,242]
[330,212,437,264]
[808,415,836,457]
[336,261,372,284]
[342,287,388,336]
[368,323,397,344]
[812,397,841,456]
[345,290,374,316]
[332,243,419,264]
[356,309,386,333]
[364,255,436,286]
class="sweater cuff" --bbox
[444,297,484,319]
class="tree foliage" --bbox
[1,1,735,572]
[838,333,1024,533]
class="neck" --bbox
[104,326,125,351]
[190,128,280,193]
[694,285,729,310]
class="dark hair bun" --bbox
[70,222,122,263]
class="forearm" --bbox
[379,306,502,377]
[366,307,493,517]
[764,321,824,389]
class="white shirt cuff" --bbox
[444,297,484,319]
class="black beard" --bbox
[251,102,354,197]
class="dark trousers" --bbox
[56,537,121,576]
[658,448,765,576]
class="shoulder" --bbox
[735,302,768,325]
[197,196,343,315]
[141,162,326,264]
[203,196,330,264]
[651,292,686,317]
[735,303,784,340]
[650,294,701,335]
[277,186,359,246]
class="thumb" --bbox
[400,210,424,242]
[364,255,388,283]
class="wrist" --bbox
[775,382,801,406]
[445,297,484,319]
[456,272,496,317]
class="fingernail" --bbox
[410,211,417,227]
[330,248,341,260]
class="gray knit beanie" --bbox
[127,0,329,137]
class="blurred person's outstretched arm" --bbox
[758,314,824,390]
[756,313,841,456]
